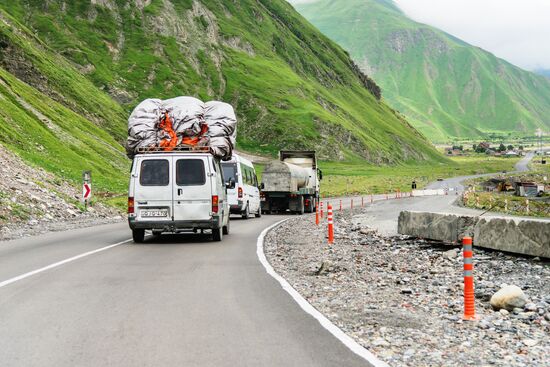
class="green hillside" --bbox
[0,0,444,169]
[0,10,129,193]
[292,0,550,142]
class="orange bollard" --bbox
[315,204,319,226]
[320,201,324,219]
[463,237,476,320]
[340,199,342,212]
[328,204,334,244]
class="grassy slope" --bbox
[293,0,550,142]
[0,10,129,195]
[0,0,444,165]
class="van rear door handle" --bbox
[178,188,183,196]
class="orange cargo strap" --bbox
[159,112,177,151]
[181,122,209,146]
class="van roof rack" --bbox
[136,146,211,154]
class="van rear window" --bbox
[222,162,237,183]
[176,159,206,186]
[140,159,169,186]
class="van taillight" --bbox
[128,197,135,214]
[212,195,219,213]
[260,192,265,199]
[238,187,243,198]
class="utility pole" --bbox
[535,128,543,163]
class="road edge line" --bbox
[256,219,390,367]
[0,239,132,289]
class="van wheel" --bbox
[255,206,262,218]
[242,204,249,219]
[212,226,223,242]
[223,220,230,235]
[132,229,145,243]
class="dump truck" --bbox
[260,151,321,214]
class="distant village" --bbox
[450,142,549,199]
[445,142,525,157]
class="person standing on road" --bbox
[411,180,417,190]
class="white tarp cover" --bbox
[126,97,237,160]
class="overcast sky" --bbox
[289,0,550,71]
[394,0,550,71]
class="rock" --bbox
[522,339,539,347]
[490,285,528,311]
[442,248,459,260]
[524,303,537,312]
[315,261,330,276]
[512,308,523,315]
[371,337,390,347]
[545,313,550,322]
[499,309,509,316]
[401,288,413,294]
[478,320,491,329]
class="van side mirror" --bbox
[226,178,236,189]
[260,182,265,190]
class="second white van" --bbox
[221,154,261,219]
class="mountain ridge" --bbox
[0,0,443,165]
[292,0,550,142]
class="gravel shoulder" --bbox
[264,210,550,367]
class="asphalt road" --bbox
[0,216,372,367]
[427,151,534,191]
[0,152,543,366]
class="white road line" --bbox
[0,239,132,289]
[257,220,390,367]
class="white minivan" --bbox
[221,154,261,219]
[128,150,231,242]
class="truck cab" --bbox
[128,149,231,242]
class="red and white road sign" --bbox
[83,183,92,200]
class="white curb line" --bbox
[257,219,390,367]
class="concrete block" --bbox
[398,210,550,258]
[398,211,476,243]
[474,217,550,258]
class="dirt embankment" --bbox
[0,146,123,241]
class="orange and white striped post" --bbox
[320,201,324,219]
[315,203,319,226]
[328,204,334,244]
[463,236,476,320]
[340,199,342,212]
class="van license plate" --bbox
[141,210,168,218]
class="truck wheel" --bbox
[212,226,223,241]
[132,229,145,243]
[242,204,250,220]
[255,206,262,218]
[223,219,230,235]
[298,197,305,215]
